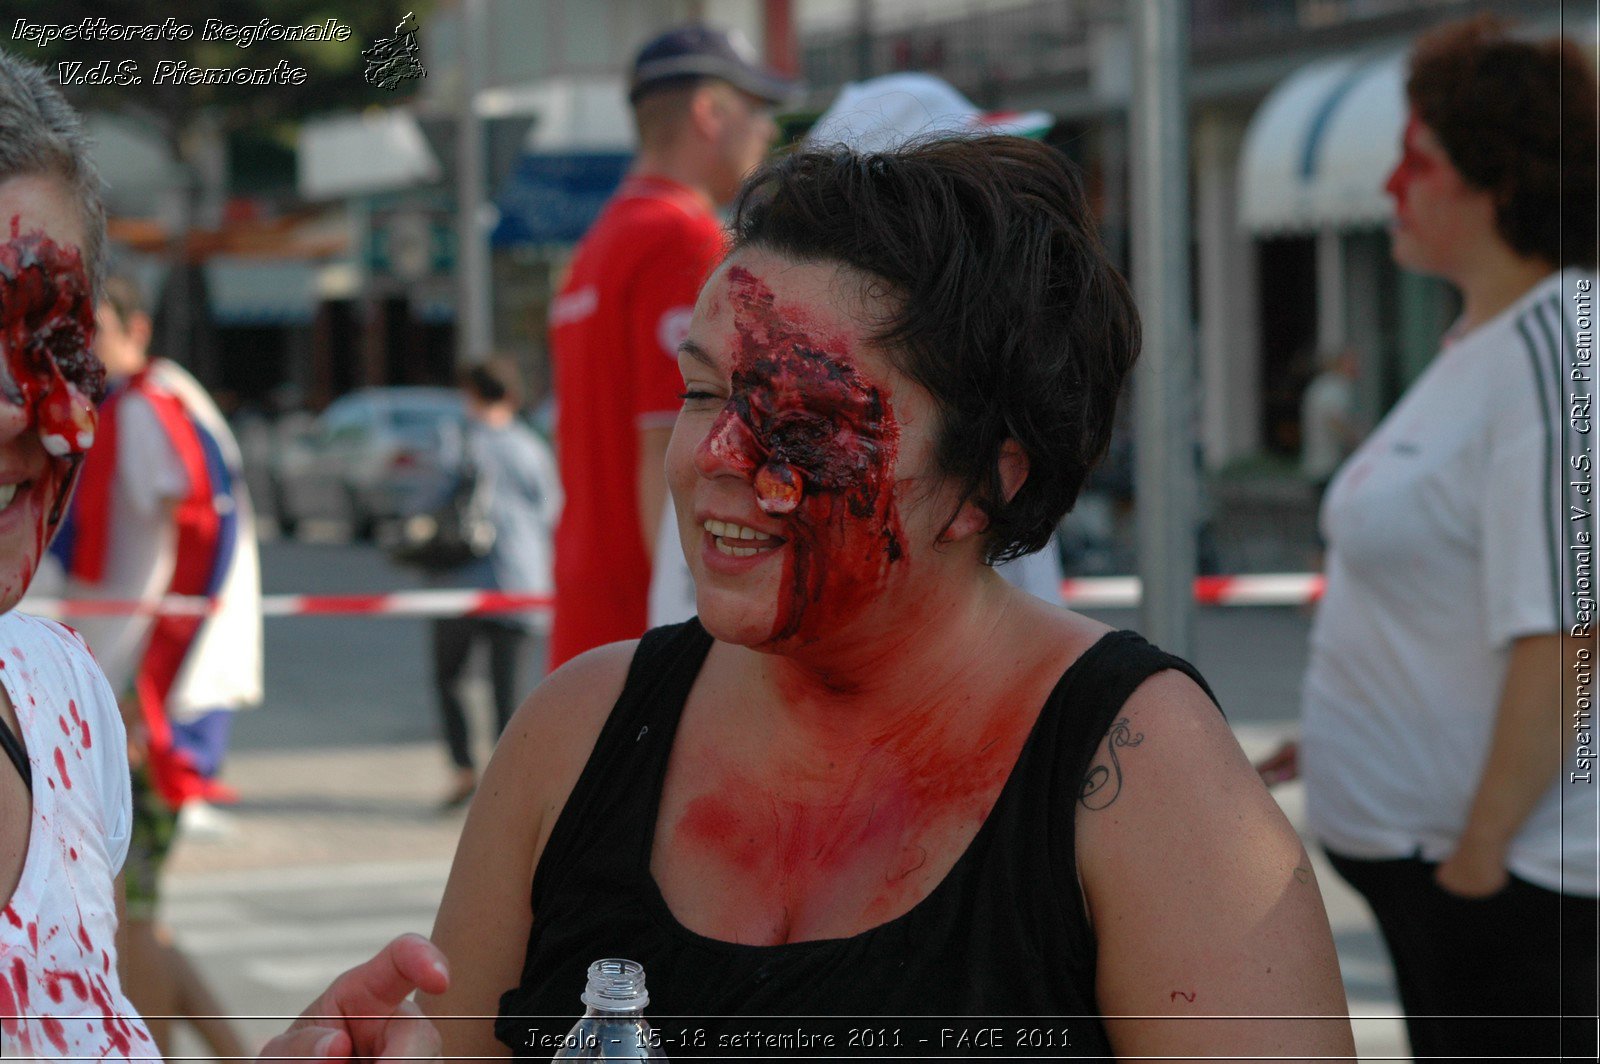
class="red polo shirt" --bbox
[549,175,726,667]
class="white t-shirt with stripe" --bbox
[1301,268,1597,896]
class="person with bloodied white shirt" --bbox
[40,269,252,1060]
[423,137,1357,1059]
[0,50,447,1063]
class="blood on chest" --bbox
[659,697,1034,942]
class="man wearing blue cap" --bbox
[549,25,793,666]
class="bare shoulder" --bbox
[1001,589,1117,665]
[481,639,640,848]
[1075,666,1238,820]
[1074,667,1353,1056]
[1075,666,1282,892]
[422,639,640,1054]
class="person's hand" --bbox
[1254,740,1300,787]
[1434,843,1510,899]
[257,933,449,1062]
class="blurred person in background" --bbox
[52,270,261,1058]
[1298,347,1360,512]
[433,358,561,810]
[1259,16,1598,1060]
[548,24,792,668]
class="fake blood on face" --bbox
[0,222,101,453]
[700,267,903,644]
[0,220,102,604]
[668,258,1054,942]
[1384,114,1437,218]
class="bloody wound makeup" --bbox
[0,219,102,456]
[1385,114,1437,214]
[702,266,903,643]
[0,219,101,604]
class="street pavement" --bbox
[159,536,1408,1060]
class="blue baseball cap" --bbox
[629,24,798,105]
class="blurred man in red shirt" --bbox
[549,25,791,666]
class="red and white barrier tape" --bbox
[22,589,553,618]
[22,574,1324,618]
[1059,573,1325,608]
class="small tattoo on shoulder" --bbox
[1170,990,1196,1003]
[1079,716,1145,811]
[1294,865,1312,884]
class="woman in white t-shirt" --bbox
[1260,16,1597,1061]
[0,52,446,1061]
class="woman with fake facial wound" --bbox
[0,52,448,1061]
[426,137,1357,1058]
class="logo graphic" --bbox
[362,11,425,91]
[657,307,694,358]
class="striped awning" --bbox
[1238,51,1406,234]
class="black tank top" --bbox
[496,620,1218,1059]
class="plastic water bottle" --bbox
[552,958,668,1061]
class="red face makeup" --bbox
[0,219,103,605]
[0,219,103,456]
[1384,114,1437,217]
[699,266,904,644]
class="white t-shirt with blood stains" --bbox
[0,611,156,1060]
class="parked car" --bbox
[269,387,465,540]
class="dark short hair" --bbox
[460,357,524,408]
[730,136,1140,563]
[1408,15,1597,269]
